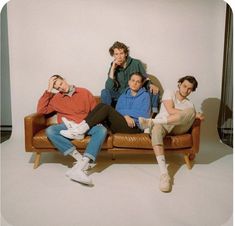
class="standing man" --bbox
[101,41,159,113]
[37,75,107,186]
[139,76,204,192]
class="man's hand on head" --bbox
[47,76,58,92]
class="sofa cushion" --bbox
[112,133,193,149]
[32,129,113,149]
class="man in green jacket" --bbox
[101,41,159,113]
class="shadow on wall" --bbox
[196,97,233,164]
[148,74,164,95]
[217,99,233,147]
[140,60,164,96]
[200,97,222,142]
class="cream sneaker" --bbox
[138,117,153,129]
[66,161,93,177]
[70,168,92,185]
[67,157,93,185]
[159,173,171,192]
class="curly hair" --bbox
[178,75,198,91]
[109,41,129,56]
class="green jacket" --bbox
[105,56,147,94]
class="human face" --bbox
[113,48,127,66]
[53,78,70,93]
[128,74,143,93]
[178,80,194,98]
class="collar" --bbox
[64,85,76,97]
[124,56,132,68]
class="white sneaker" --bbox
[66,157,93,185]
[61,117,80,130]
[75,123,90,135]
[66,161,91,177]
[159,173,171,192]
[60,129,84,140]
[70,169,92,185]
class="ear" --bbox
[128,79,131,87]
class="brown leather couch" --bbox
[24,97,201,170]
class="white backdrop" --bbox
[6,0,226,138]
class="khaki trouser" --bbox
[151,108,196,146]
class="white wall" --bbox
[7,0,226,138]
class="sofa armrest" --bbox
[191,118,201,154]
[24,113,46,151]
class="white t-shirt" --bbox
[157,89,194,118]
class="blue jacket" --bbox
[115,87,151,129]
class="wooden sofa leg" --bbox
[184,154,192,170]
[111,153,116,160]
[34,152,41,169]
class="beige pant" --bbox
[151,108,196,146]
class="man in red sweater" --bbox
[37,75,107,186]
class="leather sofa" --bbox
[24,97,201,170]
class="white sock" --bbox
[79,156,90,170]
[152,116,167,124]
[156,155,168,175]
[69,150,82,161]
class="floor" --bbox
[1,133,233,226]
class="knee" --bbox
[101,89,110,97]
[101,89,112,104]
[94,124,108,137]
[45,125,56,138]
[99,124,108,136]
[185,108,196,117]
[179,108,196,120]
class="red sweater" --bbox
[37,87,97,124]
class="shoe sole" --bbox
[60,130,84,140]
[70,176,92,186]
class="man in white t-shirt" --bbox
[139,76,204,192]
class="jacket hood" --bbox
[123,87,147,97]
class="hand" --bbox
[47,76,57,92]
[196,112,205,121]
[149,84,159,95]
[124,115,136,128]
[109,60,118,79]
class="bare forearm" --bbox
[167,108,182,115]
